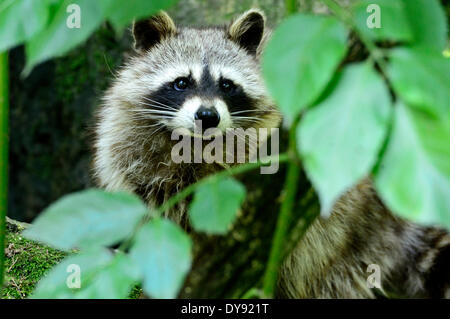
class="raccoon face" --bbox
[112,9,280,137]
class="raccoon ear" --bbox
[132,11,177,52]
[228,9,265,55]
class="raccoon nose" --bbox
[195,106,220,129]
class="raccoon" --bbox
[94,10,450,298]
[93,10,281,225]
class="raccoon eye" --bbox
[220,79,236,94]
[173,77,189,91]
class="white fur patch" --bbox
[214,98,232,130]
[142,62,204,92]
[172,96,201,130]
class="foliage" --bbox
[1,0,448,299]
[189,177,246,234]
[264,0,450,227]
[0,0,178,74]
[296,62,391,215]
[263,13,348,122]
[23,190,148,251]
[21,177,246,298]
[2,218,143,299]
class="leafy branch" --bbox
[118,152,290,252]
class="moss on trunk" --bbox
[2,218,65,298]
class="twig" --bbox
[0,51,9,293]
[320,0,389,73]
[157,153,289,216]
[118,153,290,252]
[262,116,302,298]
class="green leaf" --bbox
[388,48,450,118]
[32,249,140,298]
[263,13,348,122]
[32,248,111,298]
[189,177,246,234]
[24,0,112,74]
[75,252,141,299]
[0,0,50,52]
[298,62,391,215]
[402,0,447,51]
[107,0,179,31]
[352,0,412,43]
[375,102,450,229]
[353,0,446,50]
[130,218,192,299]
[23,189,147,251]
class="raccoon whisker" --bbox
[140,97,179,111]
[133,110,176,118]
[133,123,167,140]
[130,117,173,125]
[135,102,178,113]
[229,131,259,154]
[130,109,175,116]
[131,114,174,120]
[233,119,263,125]
[233,119,262,125]
[142,95,176,106]
[132,123,167,130]
[131,108,174,114]
[130,115,174,121]
[232,116,262,121]
[103,53,119,79]
[150,95,185,110]
[141,96,170,105]
[233,131,259,148]
[230,110,271,115]
[130,116,170,123]
[145,125,166,139]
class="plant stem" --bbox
[157,153,289,216]
[118,153,290,252]
[285,0,299,15]
[259,0,304,299]
[262,116,301,298]
[320,0,388,72]
[0,51,9,293]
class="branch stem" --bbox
[262,116,301,298]
[0,51,9,293]
[157,153,289,216]
[320,0,388,72]
[285,0,298,15]
[118,153,290,252]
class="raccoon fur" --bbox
[93,10,450,298]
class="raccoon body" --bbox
[279,180,450,298]
[93,10,449,298]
